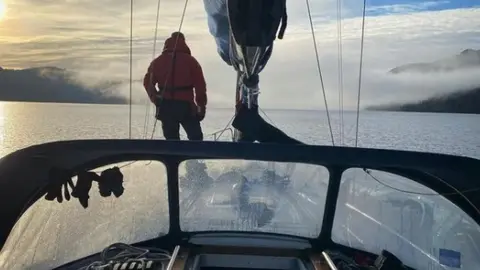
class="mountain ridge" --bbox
[369,49,480,114]
[389,49,480,74]
[368,87,480,114]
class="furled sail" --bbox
[202,0,286,74]
[202,0,233,66]
[202,0,300,144]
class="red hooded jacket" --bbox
[143,34,207,108]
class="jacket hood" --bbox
[163,35,191,55]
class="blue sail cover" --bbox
[202,0,232,66]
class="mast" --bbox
[203,0,299,144]
[233,70,243,142]
[227,0,289,143]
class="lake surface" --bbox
[1,101,480,270]
[0,101,478,159]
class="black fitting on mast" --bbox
[242,74,259,88]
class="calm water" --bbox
[1,101,480,270]
[0,101,479,159]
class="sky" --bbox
[0,0,479,110]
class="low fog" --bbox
[1,48,479,109]
[0,67,127,104]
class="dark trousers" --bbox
[156,100,203,141]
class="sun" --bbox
[0,0,6,20]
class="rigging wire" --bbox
[138,0,190,166]
[364,169,480,216]
[142,0,163,139]
[209,107,278,142]
[354,0,367,147]
[128,0,134,139]
[146,0,190,140]
[101,0,189,170]
[364,169,480,197]
[121,0,480,206]
[86,0,480,236]
[330,0,480,213]
[336,0,345,146]
[259,107,278,128]
[305,0,335,146]
[212,114,237,141]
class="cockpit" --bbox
[0,140,478,270]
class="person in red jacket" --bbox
[143,32,207,140]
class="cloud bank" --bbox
[0,66,126,104]
[0,0,479,109]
